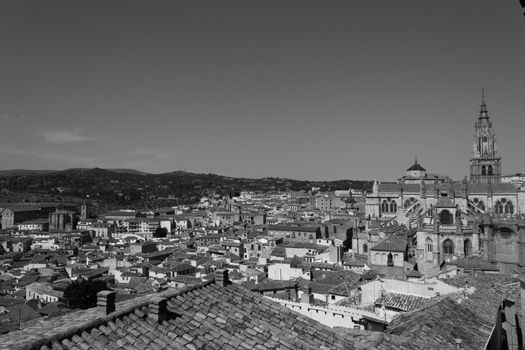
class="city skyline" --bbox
[1,1,524,181]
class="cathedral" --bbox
[364,94,525,274]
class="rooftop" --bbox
[1,276,364,350]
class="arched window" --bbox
[488,165,493,175]
[363,244,368,253]
[443,239,454,255]
[495,201,504,215]
[387,253,393,267]
[404,197,416,208]
[481,165,486,175]
[439,210,453,225]
[464,239,472,257]
[505,201,514,215]
[389,201,397,213]
[426,238,433,252]
[478,201,486,211]
[381,200,389,213]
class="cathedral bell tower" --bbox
[469,90,501,184]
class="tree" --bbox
[153,226,168,238]
[63,279,109,309]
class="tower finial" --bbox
[479,87,488,118]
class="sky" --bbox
[0,1,524,181]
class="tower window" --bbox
[439,210,453,225]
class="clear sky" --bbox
[1,1,524,181]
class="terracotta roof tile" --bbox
[1,275,463,350]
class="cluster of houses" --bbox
[0,185,523,349]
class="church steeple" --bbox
[469,89,501,184]
[479,88,489,119]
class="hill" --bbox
[0,168,372,211]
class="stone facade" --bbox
[364,95,525,274]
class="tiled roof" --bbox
[375,292,429,312]
[335,328,454,350]
[1,280,358,350]
[386,297,492,350]
[343,254,367,267]
[328,282,355,297]
[242,280,297,292]
[387,275,520,350]
[371,234,407,252]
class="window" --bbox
[464,239,472,257]
[482,166,486,175]
[505,201,514,215]
[443,239,454,255]
[363,244,368,253]
[387,253,393,267]
[426,238,433,252]
[389,201,397,213]
[331,295,336,300]
[495,201,504,215]
[381,200,389,213]
[439,210,453,225]
[488,165,493,175]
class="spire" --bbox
[479,87,489,119]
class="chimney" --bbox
[301,286,314,305]
[215,269,230,287]
[148,297,168,323]
[97,290,116,317]
[455,338,462,350]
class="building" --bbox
[364,94,525,274]
[267,225,321,244]
[469,91,502,184]
[1,206,43,229]
[502,173,525,188]
[49,210,77,231]
[314,194,346,212]
[16,219,49,232]
[25,282,64,304]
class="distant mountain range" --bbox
[0,168,372,211]
[0,168,149,177]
